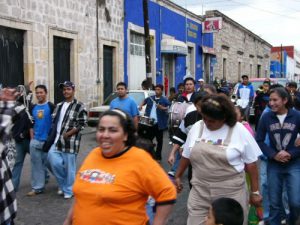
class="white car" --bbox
[87,90,155,126]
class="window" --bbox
[130,32,145,56]
[223,58,227,79]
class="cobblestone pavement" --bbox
[14,128,189,225]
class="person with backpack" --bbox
[26,85,55,196]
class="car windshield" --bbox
[102,92,146,105]
[251,81,265,91]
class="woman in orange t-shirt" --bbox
[63,109,176,225]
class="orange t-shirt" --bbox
[72,146,176,225]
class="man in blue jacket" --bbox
[237,75,254,121]
[139,84,170,161]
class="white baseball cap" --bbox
[198,78,204,82]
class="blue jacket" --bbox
[256,108,300,162]
[237,83,254,102]
[144,95,170,130]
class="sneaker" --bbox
[168,170,175,177]
[26,190,43,196]
[57,188,63,196]
[64,194,73,199]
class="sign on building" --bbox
[203,17,222,33]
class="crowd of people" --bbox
[1,75,300,225]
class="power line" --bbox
[227,0,299,20]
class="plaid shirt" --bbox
[54,99,87,154]
[0,101,17,225]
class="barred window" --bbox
[130,32,145,56]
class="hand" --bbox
[274,150,291,163]
[0,88,19,101]
[295,138,300,147]
[168,152,175,166]
[250,194,262,207]
[175,177,183,193]
[138,105,142,111]
[63,132,70,140]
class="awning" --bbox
[161,39,188,55]
[202,46,216,55]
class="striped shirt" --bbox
[0,101,17,225]
[54,99,87,154]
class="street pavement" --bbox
[14,128,190,225]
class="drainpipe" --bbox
[96,0,100,84]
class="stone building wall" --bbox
[0,0,124,107]
[206,10,271,83]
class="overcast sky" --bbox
[171,0,300,50]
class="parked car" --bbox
[87,89,155,126]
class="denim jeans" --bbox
[146,197,155,225]
[260,159,270,220]
[268,159,300,225]
[30,139,48,191]
[171,151,181,173]
[47,144,77,196]
[11,139,30,191]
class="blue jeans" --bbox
[47,144,77,196]
[12,139,30,191]
[260,159,270,220]
[171,151,181,173]
[146,197,155,225]
[30,139,48,191]
[268,159,300,225]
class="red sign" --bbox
[203,17,222,33]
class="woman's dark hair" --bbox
[269,87,293,109]
[98,109,136,146]
[35,84,48,93]
[200,94,237,127]
[212,198,244,225]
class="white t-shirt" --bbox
[186,93,193,101]
[54,102,71,144]
[185,104,196,116]
[182,121,262,172]
[277,113,287,126]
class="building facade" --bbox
[271,46,300,82]
[0,0,124,107]
[205,10,272,83]
[124,0,213,92]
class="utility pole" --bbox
[143,0,152,88]
[281,44,283,78]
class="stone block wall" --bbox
[0,0,124,107]
[209,12,271,83]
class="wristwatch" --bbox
[251,191,260,196]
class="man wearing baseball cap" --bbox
[46,81,87,199]
[197,78,205,92]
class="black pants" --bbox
[151,124,164,160]
[138,124,164,160]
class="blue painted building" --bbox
[270,50,287,78]
[124,0,213,92]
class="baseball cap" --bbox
[58,81,75,89]
[198,78,204,82]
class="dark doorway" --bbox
[0,26,24,88]
[54,36,71,104]
[103,45,114,100]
